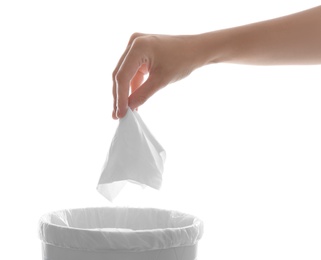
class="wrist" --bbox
[193,30,233,66]
[174,32,234,71]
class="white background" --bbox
[1,1,321,259]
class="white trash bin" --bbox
[39,207,204,260]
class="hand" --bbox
[112,6,321,119]
[112,33,202,119]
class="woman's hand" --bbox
[112,33,203,119]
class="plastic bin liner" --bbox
[39,207,203,252]
[97,109,166,201]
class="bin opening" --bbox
[39,207,204,253]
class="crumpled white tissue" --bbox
[97,109,166,201]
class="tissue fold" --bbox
[97,109,166,201]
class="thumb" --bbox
[128,76,161,110]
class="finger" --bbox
[112,45,131,119]
[114,34,145,75]
[115,47,148,118]
[112,46,131,119]
[112,33,145,119]
[128,75,162,110]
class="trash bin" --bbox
[39,207,204,260]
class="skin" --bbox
[112,5,321,119]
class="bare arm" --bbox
[198,5,321,65]
[112,5,321,118]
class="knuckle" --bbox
[115,71,127,86]
[132,35,158,54]
[115,72,122,84]
[112,69,118,80]
[132,36,144,47]
[131,38,148,54]
[129,32,143,43]
[132,35,152,48]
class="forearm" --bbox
[195,5,321,66]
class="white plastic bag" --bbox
[39,207,204,252]
[39,207,204,260]
[97,109,166,201]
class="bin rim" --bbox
[39,206,204,252]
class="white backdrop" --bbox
[0,1,320,259]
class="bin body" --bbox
[39,207,203,260]
[41,242,198,260]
